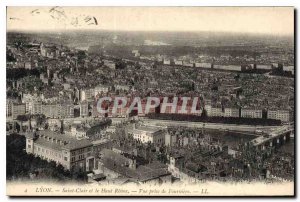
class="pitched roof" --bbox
[34,130,92,151]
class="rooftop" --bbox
[28,130,92,151]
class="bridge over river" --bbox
[249,125,294,150]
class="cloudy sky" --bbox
[7,7,294,36]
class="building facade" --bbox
[128,125,165,146]
[25,130,94,171]
[241,109,262,118]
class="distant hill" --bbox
[7,30,294,51]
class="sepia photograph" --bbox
[5,6,295,196]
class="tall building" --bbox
[79,100,89,117]
[94,85,110,96]
[205,104,212,116]
[22,94,40,114]
[241,108,262,119]
[32,101,74,119]
[32,102,43,114]
[42,104,58,118]
[81,88,94,101]
[6,99,13,118]
[224,108,240,117]
[12,103,26,119]
[165,133,177,147]
[40,42,46,57]
[210,107,223,117]
[267,110,292,122]
[59,101,75,118]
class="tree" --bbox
[77,50,87,61]
[6,134,78,181]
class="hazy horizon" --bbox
[7,7,294,37]
[6,29,294,38]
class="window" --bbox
[27,144,31,148]
[64,157,68,161]
[78,154,85,160]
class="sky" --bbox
[7,7,294,36]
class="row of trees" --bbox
[146,113,281,126]
[7,68,40,80]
